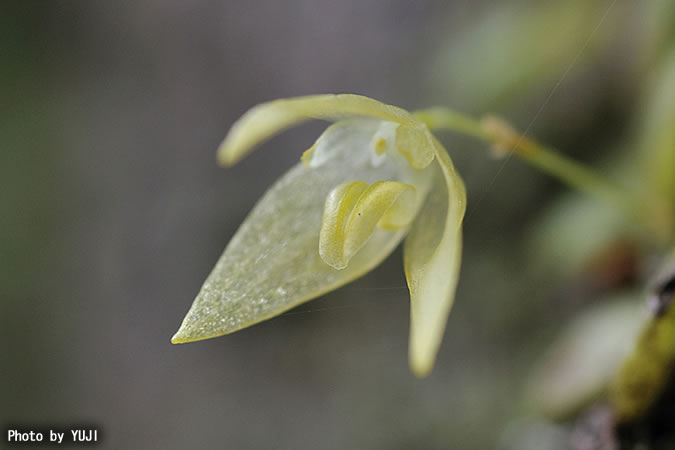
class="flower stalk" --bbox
[413,107,668,240]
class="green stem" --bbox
[413,107,649,231]
[414,108,488,141]
[517,142,632,213]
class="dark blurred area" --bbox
[1,1,672,449]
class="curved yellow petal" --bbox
[378,185,417,230]
[172,128,410,344]
[343,181,416,256]
[404,137,466,377]
[217,94,419,166]
[319,180,416,270]
[318,180,369,269]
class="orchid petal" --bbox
[218,94,420,166]
[302,120,380,168]
[404,137,466,377]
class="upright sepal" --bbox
[217,94,419,166]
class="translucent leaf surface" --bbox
[172,126,410,343]
[525,293,645,419]
[527,191,628,277]
[404,137,466,376]
[633,50,675,239]
[637,49,675,206]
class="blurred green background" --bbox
[1,1,672,448]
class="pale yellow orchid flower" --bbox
[171,94,466,377]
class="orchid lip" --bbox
[319,180,417,270]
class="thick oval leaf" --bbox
[637,50,675,206]
[633,51,675,240]
[403,137,466,377]
[527,191,627,277]
[611,255,675,423]
[172,124,412,343]
[525,293,645,419]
